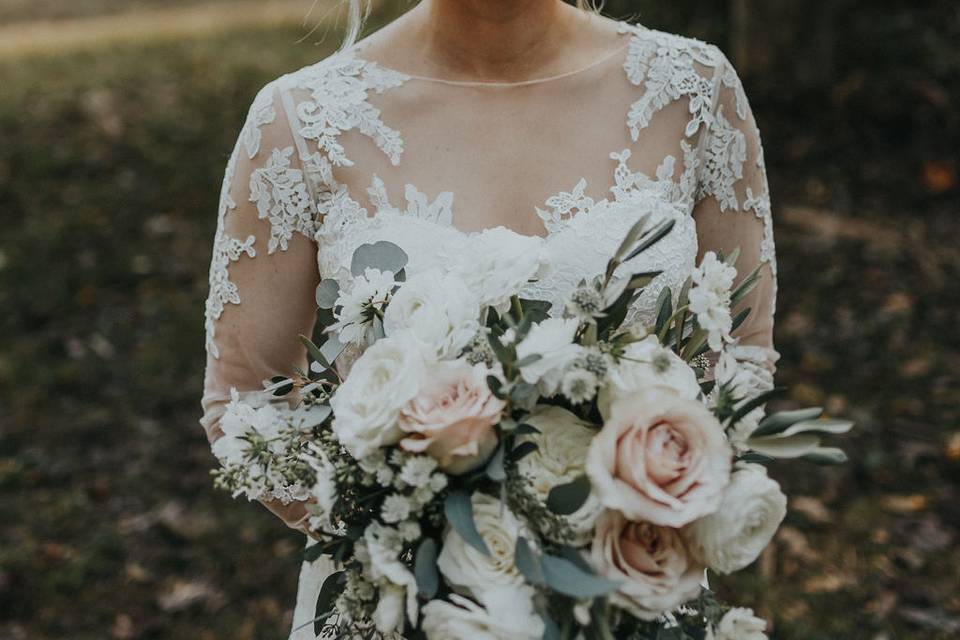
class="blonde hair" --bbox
[336,0,605,52]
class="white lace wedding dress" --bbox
[198,16,779,639]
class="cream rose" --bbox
[398,360,504,474]
[330,331,426,460]
[421,587,544,640]
[586,389,731,527]
[436,493,525,598]
[588,510,704,620]
[683,463,786,574]
[707,607,768,640]
[383,269,481,358]
[516,406,603,544]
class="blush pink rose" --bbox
[585,389,731,527]
[399,361,505,474]
[588,510,705,620]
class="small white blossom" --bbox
[376,466,395,486]
[399,456,439,488]
[398,520,422,542]
[381,494,413,523]
[429,473,448,493]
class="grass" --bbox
[0,3,958,639]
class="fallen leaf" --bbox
[946,431,960,461]
[803,572,853,593]
[881,494,928,513]
[791,496,832,524]
[922,160,957,193]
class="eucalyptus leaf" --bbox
[510,441,539,462]
[444,491,489,556]
[350,240,408,277]
[414,539,440,599]
[515,537,545,586]
[320,335,346,367]
[515,423,542,436]
[541,611,562,640]
[540,554,621,598]
[315,279,341,309]
[486,443,506,482]
[546,474,592,515]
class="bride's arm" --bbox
[692,50,779,383]
[199,79,321,534]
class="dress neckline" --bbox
[345,20,636,89]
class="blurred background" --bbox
[0,1,957,638]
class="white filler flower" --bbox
[683,462,787,574]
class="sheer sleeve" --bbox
[199,79,321,533]
[693,50,779,385]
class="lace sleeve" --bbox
[199,78,321,532]
[693,49,780,382]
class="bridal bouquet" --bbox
[212,214,852,640]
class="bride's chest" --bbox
[316,186,699,326]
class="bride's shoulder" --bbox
[614,19,734,78]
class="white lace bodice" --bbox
[197,16,780,639]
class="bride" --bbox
[199,0,778,637]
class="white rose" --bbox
[383,269,481,358]
[450,227,549,311]
[331,332,427,460]
[515,317,583,394]
[707,607,768,640]
[516,406,603,544]
[683,463,786,574]
[436,493,525,598]
[601,335,701,416]
[421,587,544,640]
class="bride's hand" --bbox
[258,497,323,541]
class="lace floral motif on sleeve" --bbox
[250,147,316,254]
[204,145,256,358]
[203,81,321,359]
